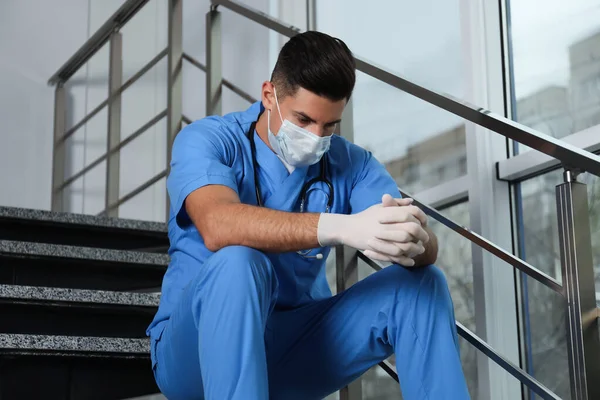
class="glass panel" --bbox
[220,5,270,115]
[121,0,168,83]
[118,176,167,223]
[183,0,206,65]
[63,106,108,181]
[119,117,167,198]
[317,0,467,193]
[354,72,466,193]
[62,175,84,214]
[516,170,600,399]
[509,0,600,153]
[182,61,206,122]
[120,57,167,140]
[83,160,106,215]
[64,41,110,132]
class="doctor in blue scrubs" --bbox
[147,31,470,399]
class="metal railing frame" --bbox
[48,0,600,399]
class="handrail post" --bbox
[336,100,361,400]
[105,30,123,218]
[335,245,362,400]
[556,169,600,400]
[206,7,223,116]
[51,83,67,212]
[166,0,183,221]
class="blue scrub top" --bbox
[147,102,400,340]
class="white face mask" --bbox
[267,88,332,167]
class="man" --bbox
[147,31,469,399]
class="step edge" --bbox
[0,333,150,354]
[0,240,170,266]
[0,284,160,307]
[0,206,167,233]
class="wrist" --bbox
[317,213,347,246]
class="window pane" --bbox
[509,0,600,152]
[517,170,600,399]
[118,176,166,223]
[317,0,467,193]
[428,202,478,399]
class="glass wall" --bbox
[509,0,600,151]
[508,0,600,398]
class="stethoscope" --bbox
[246,118,334,260]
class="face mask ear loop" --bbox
[273,86,284,124]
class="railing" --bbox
[48,0,600,399]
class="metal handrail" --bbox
[48,0,151,85]
[56,110,167,191]
[357,253,560,400]
[57,48,168,144]
[399,189,563,295]
[182,52,259,104]
[210,0,600,178]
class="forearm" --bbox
[413,225,438,267]
[197,203,321,252]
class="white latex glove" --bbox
[362,194,428,265]
[317,194,429,267]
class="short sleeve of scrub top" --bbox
[167,119,239,226]
[348,149,401,214]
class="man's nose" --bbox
[309,124,327,137]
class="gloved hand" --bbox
[317,194,429,267]
[362,194,428,265]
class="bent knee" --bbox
[381,264,450,298]
[205,245,275,285]
[212,245,270,264]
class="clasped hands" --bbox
[317,194,430,267]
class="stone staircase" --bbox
[0,207,168,399]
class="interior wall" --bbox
[0,0,90,210]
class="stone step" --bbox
[0,285,159,338]
[0,206,168,252]
[0,284,160,307]
[0,334,157,399]
[0,333,149,357]
[0,240,168,291]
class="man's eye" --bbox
[298,118,311,124]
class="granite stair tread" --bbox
[0,206,167,233]
[0,284,160,307]
[0,240,169,266]
[0,333,149,355]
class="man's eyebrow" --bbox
[293,110,341,125]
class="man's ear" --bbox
[261,81,276,111]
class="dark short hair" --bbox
[271,31,356,102]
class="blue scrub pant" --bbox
[151,246,470,399]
